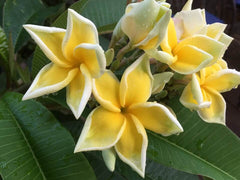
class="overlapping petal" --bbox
[174,35,225,66]
[66,64,92,119]
[173,9,206,40]
[74,107,126,152]
[115,114,147,178]
[206,23,227,40]
[93,70,121,112]
[198,87,226,125]
[23,25,70,67]
[128,102,183,136]
[170,45,212,74]
[180,74,211,109]
[120,55,153,107]
[22,63,78,100]
[74,43,106,78]
[62,9,98,61]
[204,69,240,93]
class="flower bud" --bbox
[120,0,171,50]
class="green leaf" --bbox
[0,27,8,68]
[147,97,240,180]
[31,0,125,77]
[3,0,44,49]
[84,151,199,180]
[15,4,65,51]
[0,92,96,180]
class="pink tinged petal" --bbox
[170,45,213,74]
[115,114,148,178]
[128,102,183,136]
[93,70,121,112]
[74,43,106,78]
[62,9,98,61]
[204,69,240,93]
[198,87,226,125]
[120,55,153,107]
[174,35,226,66]
[22,63,78,100]
[23,25,70,67]
[74,107,126,152]
[66,64,92,119]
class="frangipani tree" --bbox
[0,0,240,179]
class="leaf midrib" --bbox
[2,100,47,180]
[148,132,236,180]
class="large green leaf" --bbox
[0,92,95,180]
[147,97,240,180]
[3,0,44,49]
[31,0,125,77]
[84,151,199,180]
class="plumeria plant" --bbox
[0,0,240,179]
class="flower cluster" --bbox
[23,0,240,177]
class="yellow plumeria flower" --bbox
[146,0,232,75]
[22,9,106,119]
[74,55,183,177]
[113,0,171,50]
[180,59,240,124]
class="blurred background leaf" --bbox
[0,92,96,180]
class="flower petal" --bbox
[128,102,183,136]
[137,9,171,50]
[93,70,121,112]
[74,107,126,152]
[121,0,162,45]
[170,45,212,74]
[180,74,211,109]
[23,25,70,67]
[174,35,225,66]
[200,59,227,81]
[66,64,92,119]
[74,43,106,78]
[22,63,77,100]
[198,87,226,125]
[204,69,240,93]
[173,9,206,39]
[160,18,178,55]
[62,9,98,61]
[120,55,153,107]
[145,49,176,65]
[219,33,233,47]
[206,23,226,40]
[102,148,116,172]
[181,0,193,11]
[115,114,148,178]
[152,72,173,94]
